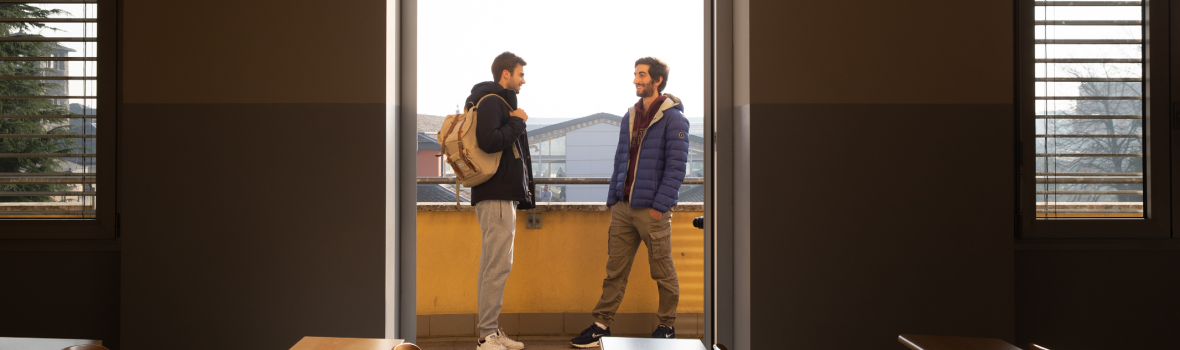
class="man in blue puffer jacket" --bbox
[571,57,690,348]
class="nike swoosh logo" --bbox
[593,333,604,338]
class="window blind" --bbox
[1035,0,1144,218]
[0,0,97,218]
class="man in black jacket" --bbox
[468,51,535,350]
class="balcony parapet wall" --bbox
[416,205,705,327]
[417,202,704,212]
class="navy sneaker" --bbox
[570,323,610,348]
[652,324,675,339]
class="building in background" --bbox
[416,112,704,203]
[417,132,442,177]
[526,113,704,202]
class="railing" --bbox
[417,177,705,205]
[1036,172,1143,217]
[416,177,705,185]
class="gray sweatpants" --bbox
[475,199,518,338]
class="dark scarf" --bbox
[623,94,668,200]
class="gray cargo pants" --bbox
[475,199,518,338]
[592,201,680,327]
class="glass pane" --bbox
[550,162,565,178]
[18,4,97,19]
[1036,44,1140,59]
[1035,3,1144,218]
[551,136,565,156]
[1035,63,1141,78]
[6,22,97,38]
[1037,82,1141,97]
[537,185,565,203]
[1034,25,1141,40]
[0,4,97,219]
[1034,6,1141,21]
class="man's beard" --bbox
[636,82,655,98]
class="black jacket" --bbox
[466,81,535,209]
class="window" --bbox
[0,0,113,238]
[1019,0,1170,238]
[532,161,566,178]
[688,145,704,177]
[536,184,565,203]
[530,136,565,156]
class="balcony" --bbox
[415,178,705,338]
[1036,173,1143,217]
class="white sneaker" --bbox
[496,328,525,350]
[477,333,508,350]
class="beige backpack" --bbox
[437,94,520,187]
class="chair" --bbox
[62,345,108,350]
[898,334,1021,350]
[394,343,421,350]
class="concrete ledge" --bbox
[417,202,704,212]
[417,313,705,337]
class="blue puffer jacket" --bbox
[607,94,690,212]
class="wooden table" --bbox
[898,334,1022,350]
[0,337,102,350]
[600,337,707,350]
[290,336,404,350]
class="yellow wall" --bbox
[417,210,704,315]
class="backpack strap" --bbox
[471,93,522,159]
[475,93,510,110]
[457,94,508,145]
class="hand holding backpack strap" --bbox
[476,94,521,159]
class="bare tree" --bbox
[1043,58,1143,203]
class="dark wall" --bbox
[122,0,386,104]
[744,104,1015,350]
[739,1,1016,349]
[734,1,1180,349]
[747,1,1012,105]
[119,104,386,350]
[0,250,121,348]
[1016,250,1180,349]
[118,0,389,349]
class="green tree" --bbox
[0,4,83,202]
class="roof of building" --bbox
[417,132,436,143]
[418,132,440,150]
[417,184,467,202]
[417,114,446,134]
[528,112,705,146]
[678,185,704,202]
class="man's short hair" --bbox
[492,51,527,82]
[635,57,669,93]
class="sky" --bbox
[418,0,704,135]
[1034,3,1142,116]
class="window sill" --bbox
[0,239,121,252]
[1015,238,1180,251]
